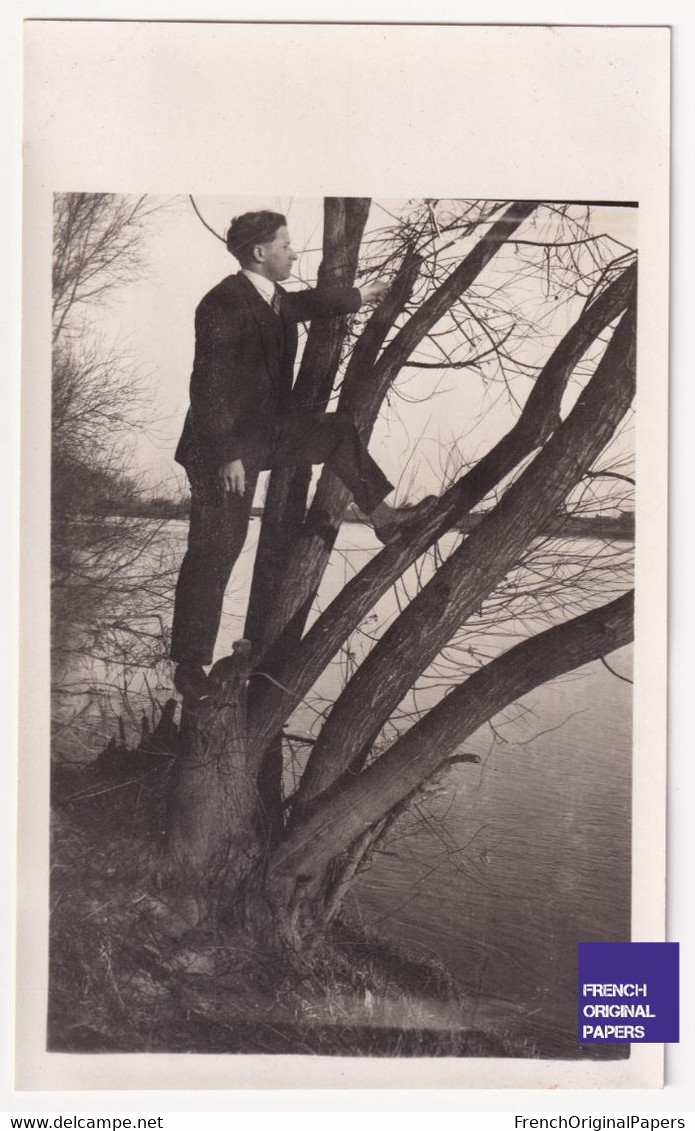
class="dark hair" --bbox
[226,210,287,266]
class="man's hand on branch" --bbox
[358,279,391,304]
[218,459,245,496]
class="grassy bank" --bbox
[49,757,543,1059]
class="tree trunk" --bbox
[164,641,263,923]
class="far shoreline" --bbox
[107,500,636,542]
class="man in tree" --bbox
[171,209,432,701]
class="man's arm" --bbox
[280,279,389,321]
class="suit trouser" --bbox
[170,412,393,665]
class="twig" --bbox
[600,655,633,684]
[188,195,226,243]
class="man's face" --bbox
[256,225,298,282]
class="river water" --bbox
[347,653,631,1048]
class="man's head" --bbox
[226,210,297,281]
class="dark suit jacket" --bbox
[174,272,362,478]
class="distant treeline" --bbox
[108,494,635,541]
[453,509,635,542]
[55,455,634,540]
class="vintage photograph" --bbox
[48,192,636,1060]
[17,19,671,1094]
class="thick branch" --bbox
[292,299,636,809]
[270,590,634,880]
[293,197,372,410]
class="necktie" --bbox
[271,288,282,316]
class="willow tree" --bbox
[164,197,636,949]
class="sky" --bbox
[95,195,638,505]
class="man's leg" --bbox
[267,412,393,514]
[170,474,257,672]
[267,413,437,544]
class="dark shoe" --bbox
[174,662,210,704]
[373,495,438,545]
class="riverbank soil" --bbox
[48,757,627,1061]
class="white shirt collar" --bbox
[242,268,276,305]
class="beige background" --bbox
[16,17,671,1099]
